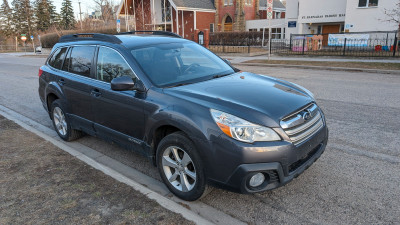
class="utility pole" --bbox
[78,1,83,30]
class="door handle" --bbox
[58,79,66,86]
[91,89,102,97]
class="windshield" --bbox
[131,42,234,87]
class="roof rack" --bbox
[117,31,182,38]
[59,33,122,44]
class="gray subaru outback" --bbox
[38,31,328,201]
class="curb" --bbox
[0,104,246,225]
[233,63,400,75]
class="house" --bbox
[117,0,286,39]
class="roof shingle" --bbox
[170,0,215,10]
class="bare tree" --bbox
[384,1,400,36]
[93,0,115,24]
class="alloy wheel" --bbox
[53,106,67,136]
[161,146,197,192]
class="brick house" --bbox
[117,0,285,39]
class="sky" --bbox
[52,0,98,17]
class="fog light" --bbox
[249,173,265,187]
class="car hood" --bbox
[163,72,313,127]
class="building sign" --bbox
[301,14,345,20]
[288,21,297,28]
[328,33,369,47]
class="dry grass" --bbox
[0,115,193,224]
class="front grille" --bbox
[280,103,324,146]
[288,144,321,173]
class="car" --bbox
[38,31,328,201]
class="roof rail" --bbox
[59,33,122,44]
[117,31,182,38]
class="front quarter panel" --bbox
[142,89,223,174]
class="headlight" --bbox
[210,109,281,143]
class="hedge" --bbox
[209,31,268,46]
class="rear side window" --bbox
[96,47,136,83]
[64,46,95,77]
[48,47,67,69]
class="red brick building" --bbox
[117,0,285,39]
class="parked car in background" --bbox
[38,32,328,201]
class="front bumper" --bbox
[227,137,327,193]
[197,124,328,193]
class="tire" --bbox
[50,99,83,141]
[156,132,212,201]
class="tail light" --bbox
[38,67,43,77]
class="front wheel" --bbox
[156,132,211,201]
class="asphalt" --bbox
[0,53,399,224]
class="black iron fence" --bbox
[209,31,400,57]
[276,31,399,57]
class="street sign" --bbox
[117,19,121,33]
[21,36,27,42]
[30,35,34,40]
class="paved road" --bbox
[1,53,399,224]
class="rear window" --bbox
[48,47,68,70]
[63,46,96,77]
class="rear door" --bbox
[91,46,146,152]
[59,45,97,135]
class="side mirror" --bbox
[111,76,135,91]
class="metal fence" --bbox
[0,45,34,52]
[273,31,399,57]
[209,31,399,57]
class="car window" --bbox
[96,47,136,83]
[131,42,234,87]
[48,47,67,70]
[65,46,95,77]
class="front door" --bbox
[322,24,341,46]
[91,46,146,152]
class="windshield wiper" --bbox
[167,82,193,88]
[212,72,234,79]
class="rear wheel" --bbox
[50,99,83,141]
[156,132,211,201]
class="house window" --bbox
[210,23,214,32]
[161,0,171,22]
[358,0,378,7]
[275,12,281,19]
[272,28,282,39]
[224,0,233,6]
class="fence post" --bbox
[248,38,250,53]
[393,36,397,57]
[302,36,305,55]
[289,34,292,51]
[343,38,347,56]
